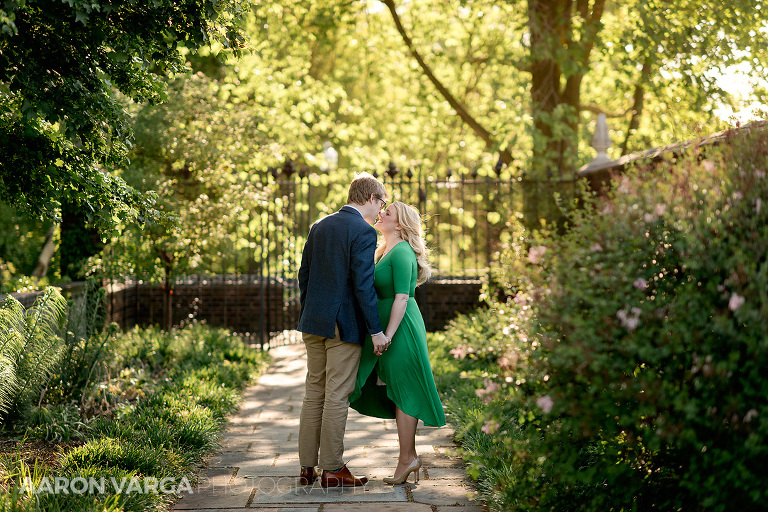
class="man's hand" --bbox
[372,333,390,356]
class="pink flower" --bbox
[513,292,528,305]
[475,379,499,401]
[589,243,603,252]
[449,345,468,359]
[728,293,745,311]
[527,245,548,265]
[481,420,500,434]
[617,308,641,331]
[655,204,667,217]
[536,395,554,414]
[633,278,648,290]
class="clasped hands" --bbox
[372,333,391,356]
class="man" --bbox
[297,172,391,487]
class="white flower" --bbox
[728,293,745,311]
[536,395,554,414]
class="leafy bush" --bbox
[438,126,768,511]
[0,288,67,424]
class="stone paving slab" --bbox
[408,480,478,506]
[325,504,433,512]
[178,509,319,512]
[172,341,486,511]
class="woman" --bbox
[349,201,446,485]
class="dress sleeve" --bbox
[390,245,414,295]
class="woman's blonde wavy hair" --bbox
[375,201,432,286]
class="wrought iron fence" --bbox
[105,163,578,347]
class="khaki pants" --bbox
[298,327,362,470]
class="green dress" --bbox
[349,242,446,427]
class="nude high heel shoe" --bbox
[383,457,421,484]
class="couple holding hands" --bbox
[296,172,445,487]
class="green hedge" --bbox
[436,127,768,511]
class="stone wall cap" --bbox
[579,120,768,179]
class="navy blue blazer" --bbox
[297,205,383,344]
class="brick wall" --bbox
[418,278,484,331]
[8,277,484,341]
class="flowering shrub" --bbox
[438,126,768,511]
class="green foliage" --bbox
[0,288,67,424]
[97,0,768,281]
[0,204,56,289]
[44,284,116,405]
[437,128,768,510]
[1,324,268,511]
[525,128,768,511]
[0,0,249,233]
[23,404,89,444]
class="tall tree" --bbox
[0,0,247,234]
[379,0,768,177]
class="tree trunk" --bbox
[621,60,652,156]
[31,226,57,278]
[59,202,104,280]
[156,249,175,332]
[528,0,567,176]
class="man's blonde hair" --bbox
[347,172,387,205]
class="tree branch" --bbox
[579,102,630,117]
[382,0,513,164]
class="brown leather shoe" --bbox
[299,466,318,485]
[320,465,368,487]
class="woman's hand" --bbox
[372,332,390,356]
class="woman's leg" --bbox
[394,406,419,473]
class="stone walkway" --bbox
[173,343,485,512]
